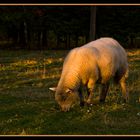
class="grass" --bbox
[0,49,140,135]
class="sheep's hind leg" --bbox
[99,82,109,103]
[119,76,129,103]
[115,69,129,103]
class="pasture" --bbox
[0,49,140,135]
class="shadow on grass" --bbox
[0,49,140,135]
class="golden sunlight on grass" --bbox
[127,49,140,57]
[44,58,63,64]
[0,49,139,135]
[127,49,140,62]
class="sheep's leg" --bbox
[78,87,84,106]
[119,76,129,103]
[99,82,109,102]
[86,79,95,105]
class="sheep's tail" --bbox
[114,67,129,84]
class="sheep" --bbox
[49,37,129,112]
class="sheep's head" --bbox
[49,87,79,112]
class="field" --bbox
[0,49,140,135]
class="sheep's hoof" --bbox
[123,99,127,103]
[99,99,105,104]
[123,98,129,104]
[80,101,85,107]
[85,102,93,107]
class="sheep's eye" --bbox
[62,95,67,101]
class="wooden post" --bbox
[89,6,96,41]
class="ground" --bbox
[0,49,140,135]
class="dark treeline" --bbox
[0,6,140,50]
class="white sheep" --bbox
[49,37,129,112]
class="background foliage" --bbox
[0,6,140,50]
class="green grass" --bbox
[0,49,140,135]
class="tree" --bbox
[89,6,96,41]
[0,6,139,50]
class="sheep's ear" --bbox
[49,87,57,92]
[66,89,73,94]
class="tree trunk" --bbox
[27,26,31,50]
[89,6,96,41]
[75,34,78,47]
[40,31,43,49]
[57,35,60,49]
[24,21,28,46]
[22,6,28,49]
[19,22,26,49]
[37,31,43,50]
[65,35,67,49]
[68,34,70,49]
[42,29,48,49]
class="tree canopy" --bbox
[0,6,139,50]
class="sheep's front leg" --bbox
[78,87,84,106]
[86,79,95,105]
